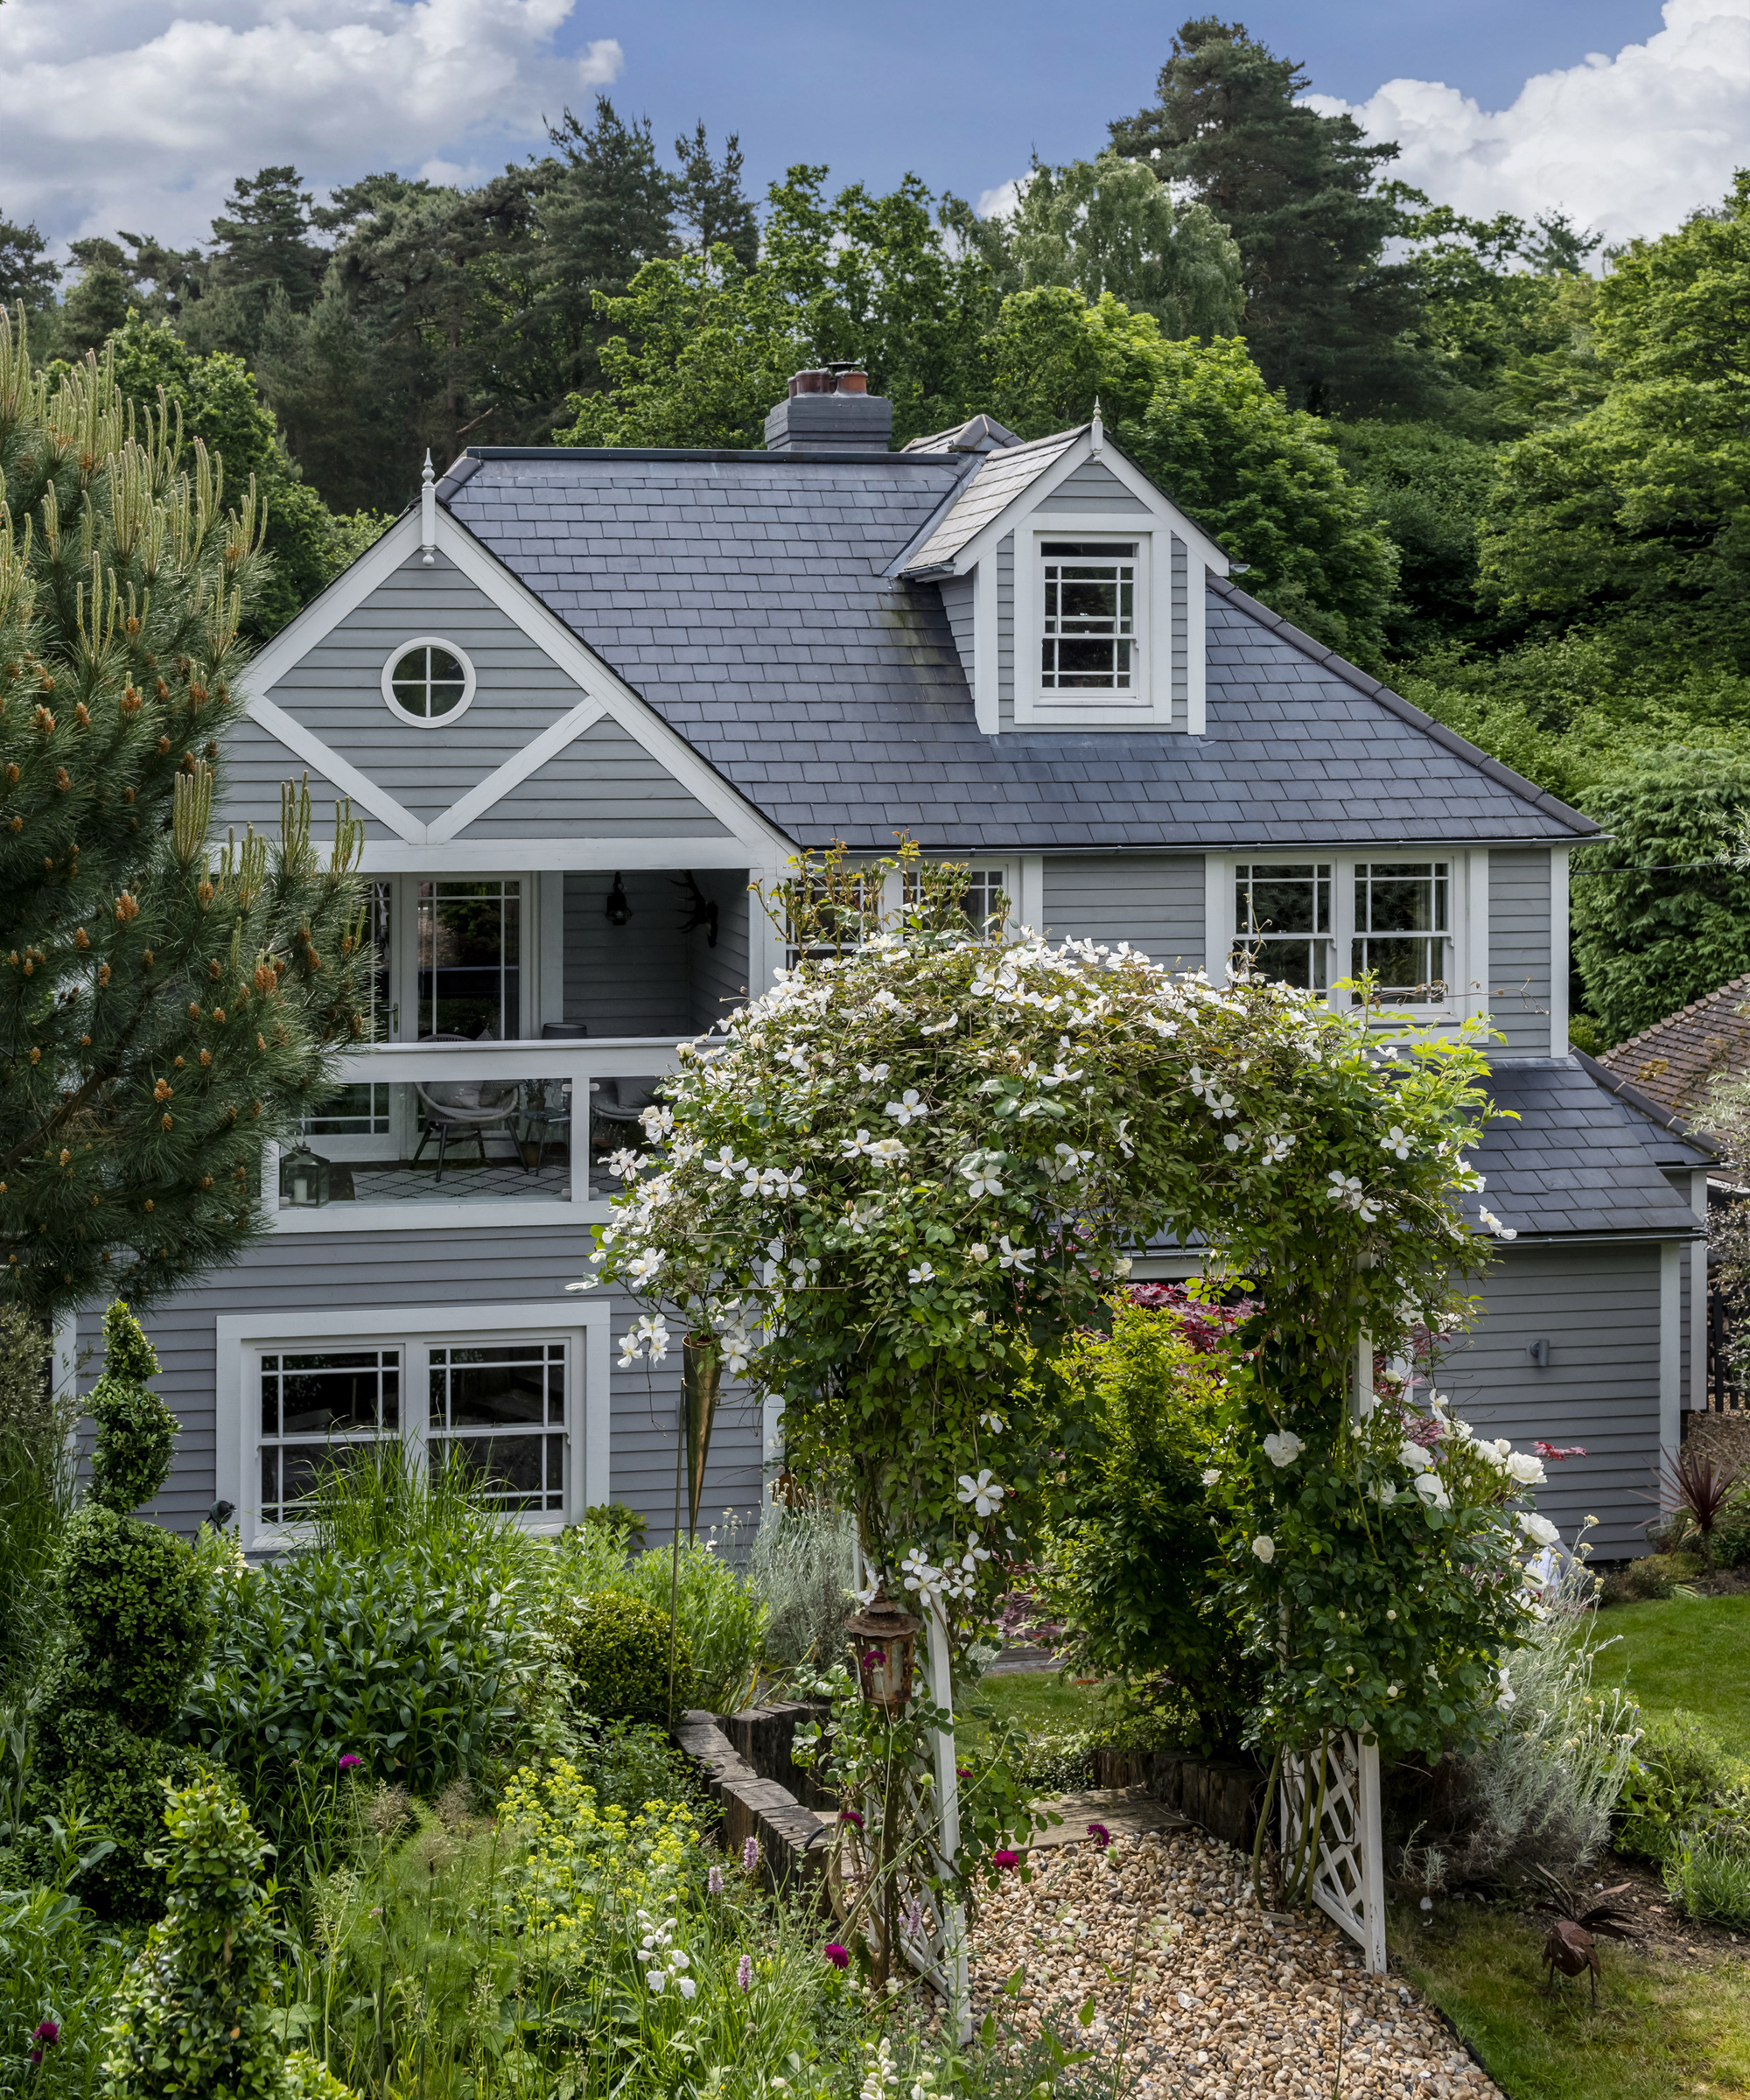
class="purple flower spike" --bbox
[339,1753,361,1771]
[839,1808,864,1830]
[708,1863,724,1896]
[742,1836,760,1873]
[738,1953,753,1992]
[1087,1821,1112,1851]
[824,1942,850,1971]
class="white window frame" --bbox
[1208,850,1480,1026]
[380,637,479,729]
[1014,521,1172,727]
[215,1299,611,1556]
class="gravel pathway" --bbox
[968,1826,1505,2099]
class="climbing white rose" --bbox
[1251,1534,1276,1564]
[1519,1511,1560,1548]
[1263,1431,1305,1468]
[1506,1451,1547,1486]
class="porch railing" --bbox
[267,1036,687,1222]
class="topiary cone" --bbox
[17,1300,214,1919]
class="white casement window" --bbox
[1226,857,1465,1013]
[219,1301,609,1552]
[902,861,1014,939]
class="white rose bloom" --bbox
[1251,1534,1276,1564]
[1412,1473,1452,1509]
[1506,1451,1547,1486]
[1200,1467,1222,1487]
[1397,1439,1432,1470]
[1519,1511,1560,1548]
[1263,1432,1305,1468]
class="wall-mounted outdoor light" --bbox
[1528,1338,1551,1368]
[605,873,633,926]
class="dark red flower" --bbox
[839,1808,864,1829]
[993,1848,1019,1870]
[824,1942,850,1970]
[1087,1821,1112,1850]
[339,1753,362,1771]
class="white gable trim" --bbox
[425,691,608,844]
[248,693,430,845]
[244,512,425,696]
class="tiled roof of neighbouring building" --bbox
[1597,975,1750,1126]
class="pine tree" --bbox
[1110,17,1430,412]
[206,167,328,312]
[673,122,760,268]
[0,214,60,312]
[0,312,369,1321]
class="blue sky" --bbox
[533,0,1672,210]
[0,1,1740,253]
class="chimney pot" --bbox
[788,369,834,396]
[835,369,868,394]
[766,365,892,453]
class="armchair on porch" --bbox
[412,1033,521,1183]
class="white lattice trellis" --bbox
[1280,1732,1387,1973]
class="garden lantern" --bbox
[844,1591,922,1713]
[278,1143,331,1208]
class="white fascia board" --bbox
[943,430,1230,578]
[242,512,424,697]
[433,511,794,861]
[339,834,754,874]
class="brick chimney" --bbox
[764,363,893,453]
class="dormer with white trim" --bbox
[894,414,1229,735]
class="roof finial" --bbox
[1090,397,1104,454]
[420,448,437,565]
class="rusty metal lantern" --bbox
[844,1590,922,1712]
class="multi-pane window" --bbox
[388,643,469,720]
[903,864,1009,938]
[1234,864,1331,992]
[256,1335,569,1527]
[430,1341,566,1513]
[418,879,522,1039]
[259,1348,400,1523]
[1352,863,1449,1003]
[1040,542,1138,691]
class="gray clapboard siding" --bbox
[1036,458,1152,514]
[1488,849,1554,1056]
[1040,855,1207,968]
[75,1233,762,1544]
[564,870,693,1037]
[1439,1241,1661,1557]
[267,551,588,818]
[458,718,732,841]
[217,712,391,840]
[938,575,975,689]
[690,878,752,1035]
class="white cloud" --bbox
[976,176,1026,221]
[1306,0,1750,245]
[0,2,624,250]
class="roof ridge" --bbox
[1204,574,1601,840]
[1599,971,1750,1063]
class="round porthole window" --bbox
[381,638,476,725]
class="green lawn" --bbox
[1592,1592,1750,1758]
[1398,1901,1750,2100]
[973,1670,1095,1733]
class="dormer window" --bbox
[1040,542,1139,692]
[382,639,476,725]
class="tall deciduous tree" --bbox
[0,316,369,1320]
[960,149,1243,342]
[1110,17,1428,412]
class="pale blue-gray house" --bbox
[69,376,1711,1558]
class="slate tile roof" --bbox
[899,428,1081,569]
[1596,974,1750,1124]
[440,446,1600,853]
[1468,1058,1710,1241]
